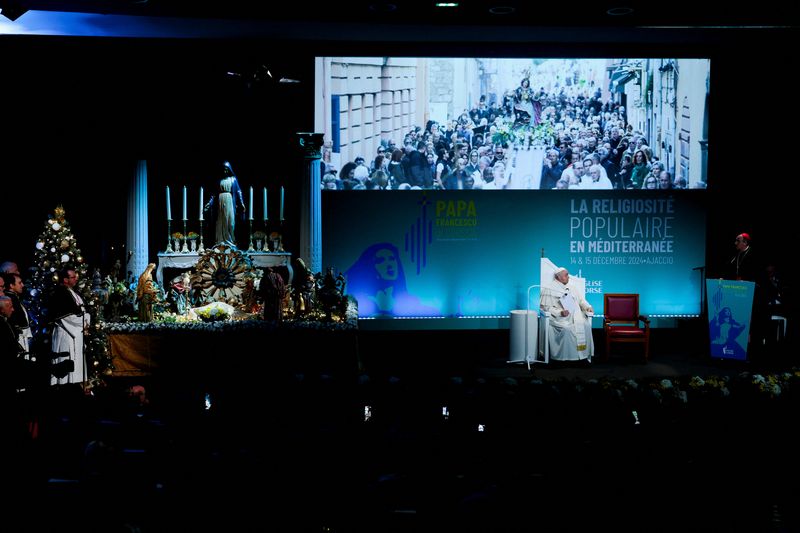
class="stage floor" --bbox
[357,325,797,382]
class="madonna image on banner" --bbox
[709,306,747,359]
[344,242,440,318]
[706,279,754,360]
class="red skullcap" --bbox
[739,232,751,241]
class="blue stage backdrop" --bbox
[323,191,707,323]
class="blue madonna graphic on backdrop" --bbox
[345,242,439,318]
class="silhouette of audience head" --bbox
[0,295,12,318]
[0,261,19,275]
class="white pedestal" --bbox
[156,251,293,286]
[509,309,538,363]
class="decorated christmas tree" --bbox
[24,205,112,382]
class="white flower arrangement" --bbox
[689,376,706,388]
[102,312,358,333]
[750,373,782,397]
[195,301,234,322]
[491,121,557,148]
[158,311,198,323]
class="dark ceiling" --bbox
[5,1,800,29]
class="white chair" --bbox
[771,315,788,342]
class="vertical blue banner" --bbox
[706,279,754,360]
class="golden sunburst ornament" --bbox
[194,244,255,304]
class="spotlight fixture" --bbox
[606,6,635,16]
[225,64,302,87]
[488,5,516,15]
[368,2,397,13]
[253,64,272,82]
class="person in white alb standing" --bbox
[48,267,91,386]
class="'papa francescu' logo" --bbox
[434,199,478,242]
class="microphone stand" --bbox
[693,265,706,320]
[523,284,550,370]
[691,265,709,359]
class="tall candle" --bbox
[263,187,268,221]
[199,186,204,221]
[166,186,172,221]
[182,186,187,221]
[249,186,254,220]
[280,186,284,221]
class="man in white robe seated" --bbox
[49,267,91,387]
[540,266,595,361]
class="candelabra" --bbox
[198,220,205,253]
[166,220,174,253]
[247,220,255,251]
[181,220,189,253]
